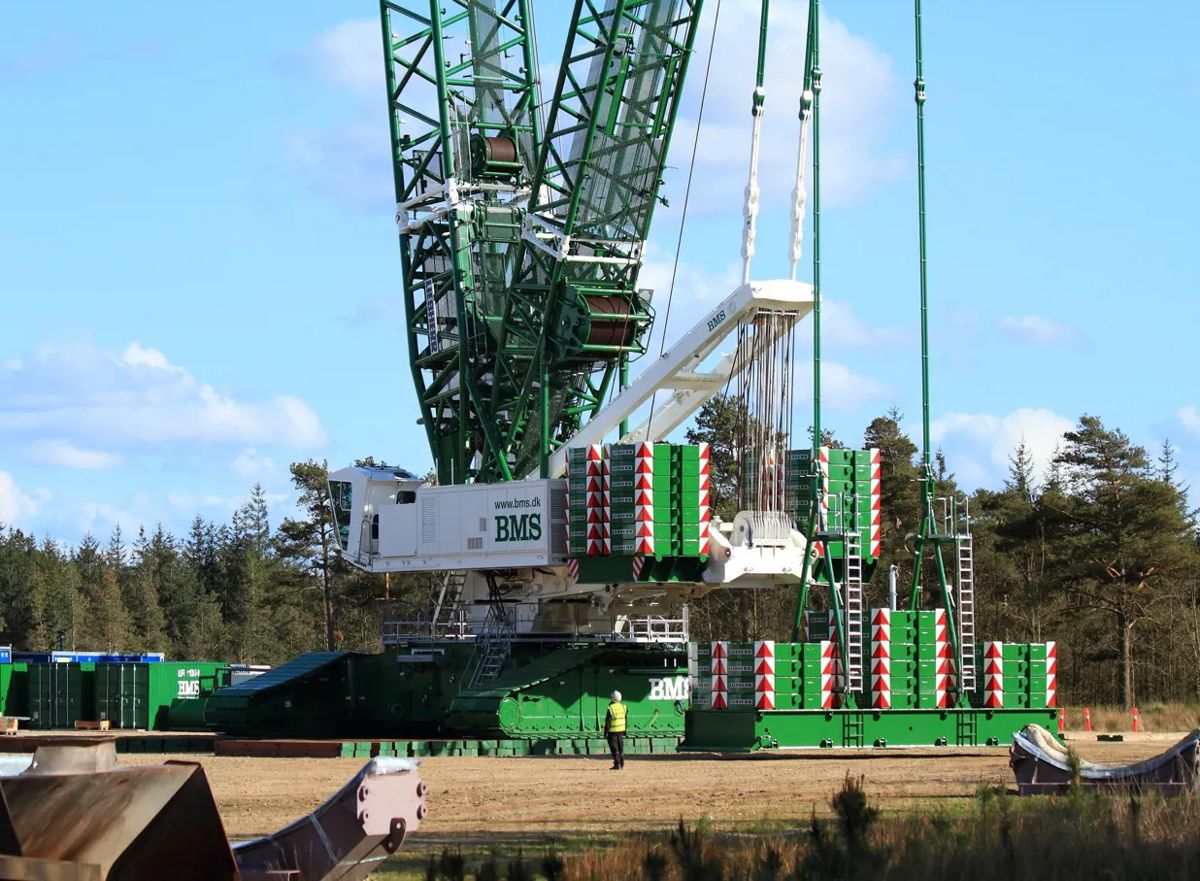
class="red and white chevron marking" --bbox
[983,641,1004,709]
[601,454,611,555]
[1046,641,1057,708]
[585,444,607,556]
[710,641,729,709]
[820,640,835,709]
[818,445,830,529]
[631,556,646,580]
[933,607,950,708]
[634,442,655,556]
[870,608,892,709]
[868,448,882,557]
[698,442,711,555]
[753,640,776,710]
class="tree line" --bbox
[2,406,1196,706]
[0,464,394,667]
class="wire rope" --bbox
[644,0,724,444]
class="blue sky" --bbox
[2,1,1198,544]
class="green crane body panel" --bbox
[682,707,1060,751]
[204,652,355,736]
[204,643,688,740]
[448,644,688,737]
[94,662,230,731]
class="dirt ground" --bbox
[116,730,1183,843]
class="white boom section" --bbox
[535,279,814,480]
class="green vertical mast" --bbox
[915,0,932,489]
[792,0,819,641]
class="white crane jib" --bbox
[535,279,814,481]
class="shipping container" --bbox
[27,662,95,729]
[94,661,229,730]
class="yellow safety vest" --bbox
[606,701,627,733]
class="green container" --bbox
[27,662,93,729]
[1,662,28,717]
[95,661,228,730]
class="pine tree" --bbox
[225,488,276,662]
[276,460,341,651]
[1007,438,1037,503]
[74,533,132,651]
[1048,415,1195,705]
[685,395,750,516]
[105,525,126,568]
[125,526,169,651]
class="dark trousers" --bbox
[607,731,625,768]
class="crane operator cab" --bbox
[327,464,422,565]
[327,465,567,573]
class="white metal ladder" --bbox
[432,570,467,636]
[955,504,977,692]
[843,527,865,693]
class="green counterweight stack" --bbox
[565,446,597,558]
[690,641,834,712]
[868,608,952,711]
[566,442,711,582]
[981,642,1058,710]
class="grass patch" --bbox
[1062,702,1200,732]
[376,776,1200,880]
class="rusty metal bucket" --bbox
[0,744,427,881]
[0,743,236,880]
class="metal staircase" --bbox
[955,500,977,692]
[466,604,516,689]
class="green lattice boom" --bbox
[381,0,702,484]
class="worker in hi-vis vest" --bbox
[604,690,627,770]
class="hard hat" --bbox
[611,690,622,701]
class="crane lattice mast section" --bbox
[381,0,702,486]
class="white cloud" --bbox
[285,121,391,211]
[26,439,121,470]
[232,448,278,481]
[287,19,392,210]
[0,472,48,526]
[296,5,903,215]
[166,492,241,513]
[669,3,906,214]
[931,407,1074,488]
[0,338,327,450]
[1179,405,1200,437]
[305,19,381,97]
[811,361,890,412]
[823,298,912,349]
[999,315,1081,346]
